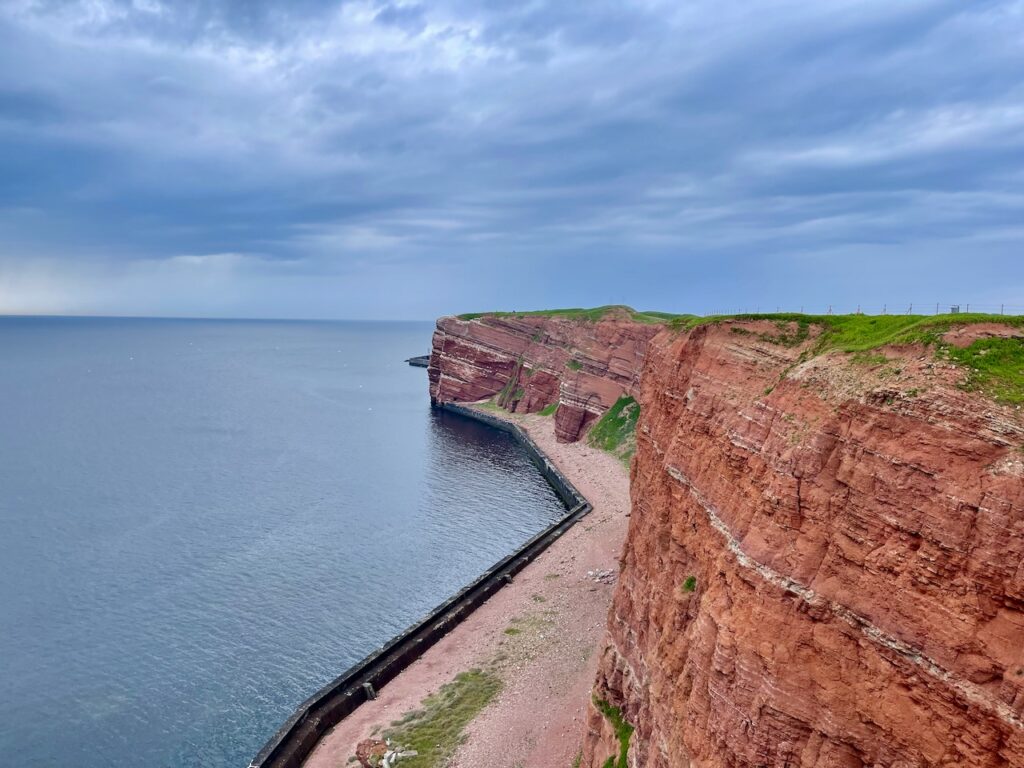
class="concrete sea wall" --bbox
[249,404,591,768]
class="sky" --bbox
[1,0,1023,320]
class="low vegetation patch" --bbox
[382,669,502,768]
[850,351,890,366]
[946,337,1024,404]
[592,696,634,768]
[538,402,559,416]
[757,318,812,347]
[496,359,524,408]
[682,575,697,593]
[588,396,640,465]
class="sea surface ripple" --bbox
[0,318,566,767]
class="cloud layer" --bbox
[1,0,1023,318]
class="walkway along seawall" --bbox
[249,403,592,768]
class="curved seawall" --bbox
[250,403,592,768]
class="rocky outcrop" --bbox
[584,320,1024,768]
[428,310,1024,765]
[428,310,661,442]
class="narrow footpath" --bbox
[304,409,631,768]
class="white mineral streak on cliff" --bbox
[664,462,1023,732]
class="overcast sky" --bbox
[1,0,1023,319]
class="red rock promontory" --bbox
[428,309,662,441]
[427,311,1024,767]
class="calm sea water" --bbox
[0,317,566,767]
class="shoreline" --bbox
[250,403,589,768]
[303,406,631,768]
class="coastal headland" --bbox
[278,307,1024,768]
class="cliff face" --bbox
[585,321,1024,768]
[427,311,1024,766]
[428,311,661,442]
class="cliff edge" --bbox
[585,316,1024,768]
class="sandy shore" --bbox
[304,409,630,768]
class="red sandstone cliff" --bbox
[428,312,1024,766]
[585,320,1024,768]
[428,310,662,442]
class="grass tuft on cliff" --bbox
[382,669,502,768]
[457,305,693,325]
[592,697,634,768]
[587,396,640,465]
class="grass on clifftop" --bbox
[463,310,1024,406]
[459,305,1020,352]
[588,395,640,465]
[382,669,502,768]
[457,305,693,325]
[673,312,1024,352]
[674,312,1024,405]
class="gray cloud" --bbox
[0,0,1022,318]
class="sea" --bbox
[0,317,567,767]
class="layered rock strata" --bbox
[428,311,661,442]
[584,320,1024,768]
[427,312,1024,766]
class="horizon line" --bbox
[0,312,438,323]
